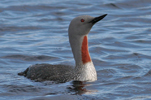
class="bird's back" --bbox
[18,64,74,83]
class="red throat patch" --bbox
[81,36,91,64]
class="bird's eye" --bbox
[81,19,85,22]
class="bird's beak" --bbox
[89,14,107,24]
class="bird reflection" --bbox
[67,81,97,95]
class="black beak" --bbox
[89,14,107,24]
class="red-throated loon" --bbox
[18,14,107,83]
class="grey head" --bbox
[68,14,107,37]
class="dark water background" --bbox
[0,0,151,100]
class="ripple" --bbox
[2,55,57,61]
[144,69,151,77]
[105,3,121,9]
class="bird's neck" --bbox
[69,35,92,66]
[69,35,97,81]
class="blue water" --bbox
[0,0,151,99]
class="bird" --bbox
[18,14,107,83]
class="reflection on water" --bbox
[67,81,97,95]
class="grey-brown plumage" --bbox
[18,64,74,83]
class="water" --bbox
[0,0,151,99]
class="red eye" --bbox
[81,19,85,22]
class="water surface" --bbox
[0,0,151,100]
